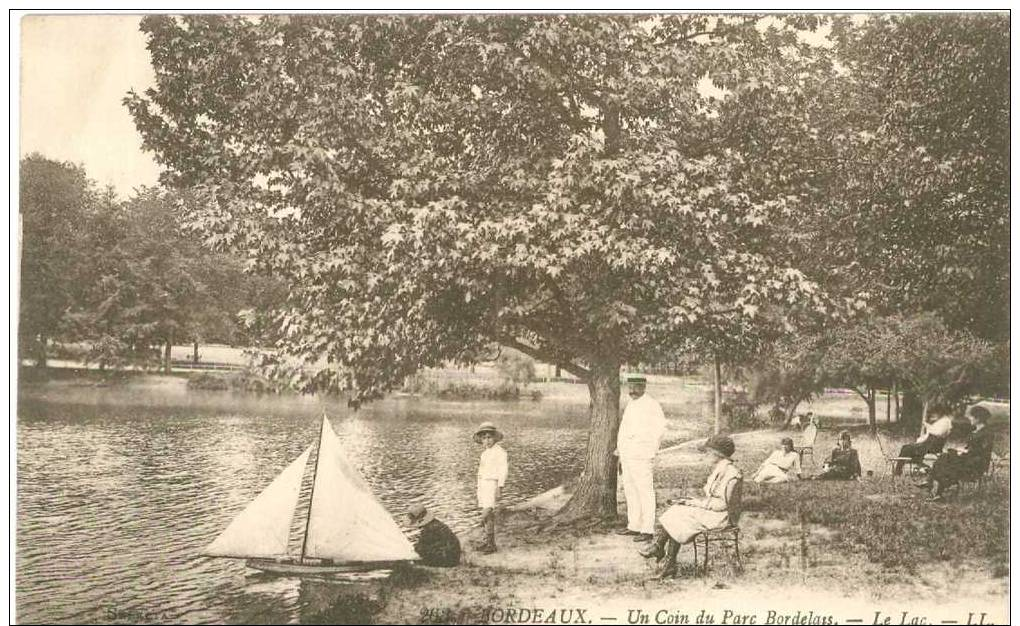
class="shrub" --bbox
[186,368,290,393]
[723,398,769,430]
[495,352,535,387]
[402,375,538,401]
[187,372,231,391]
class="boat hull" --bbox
[245,558,408,576]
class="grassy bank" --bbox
[298,425,1010,624]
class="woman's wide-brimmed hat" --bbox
[407,504,434,527]
[473,421,504,443]
[699,434,735,458]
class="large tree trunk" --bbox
[557,359,621,521]
[781,394,809,428]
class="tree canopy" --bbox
[127,14,859,517]
[128,15,846,393]
[818,14,1009,340]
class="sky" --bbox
[20,15,161,197]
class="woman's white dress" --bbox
[753,450,801,483]
[659,458,742,544]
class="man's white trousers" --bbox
[620,456,655,534]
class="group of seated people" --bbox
[635,403,996,579]
[752,430,862,483]
[750,405,994,496]
[913,405,995,501]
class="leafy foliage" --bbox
[19,155,108,365]
[18,156,286,368]
[877,313,995,417]
[818,15,1010,341]
[126,14,847,400]
[755,314,994,431]
[495,351,536,388]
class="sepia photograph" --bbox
[13,10,1011,625]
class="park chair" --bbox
[794,422,818,466]
[692,477,743,575]
[945,451,997,497]
[875,431,937,479]
[986,452,1008,483]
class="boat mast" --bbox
[299,416,327,562]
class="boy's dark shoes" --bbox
[615,528,640,536]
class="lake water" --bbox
[16,379,594,624]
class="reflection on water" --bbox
[16,382,589,624]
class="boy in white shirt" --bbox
[474,422,508,554]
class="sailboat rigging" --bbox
[203,416,418,575]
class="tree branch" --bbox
[500,336,591,381]
[851,385,872,405]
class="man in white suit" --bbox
[614,373,667,542]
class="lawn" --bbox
[298,423,1010,624]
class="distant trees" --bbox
[18,156,284,370]
[77,188,254,372]
[19,155,108,366]
[753,314,994,433]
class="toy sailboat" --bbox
[203,416,418,575]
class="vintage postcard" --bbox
[13,11,1010,625]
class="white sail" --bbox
[304,417,418,562]
[203,445,313,558]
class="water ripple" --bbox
[17,388,588,623]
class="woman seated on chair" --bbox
[920,406,994,501]
[812,430,862,481]
[753,437,802,483]
[638,434,742,579]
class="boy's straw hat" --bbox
[473,422,504,443]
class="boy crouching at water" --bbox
[474,422,508,554]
